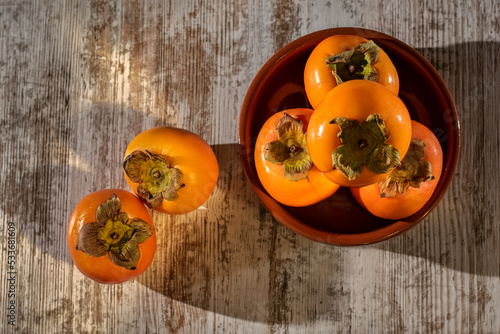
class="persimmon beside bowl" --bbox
[238,28,460,246]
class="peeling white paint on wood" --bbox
[0,0,499,333]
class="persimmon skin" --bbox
[67,189,156,284]
[307,80,412,187]
[123,126,219,215]
[351,121,443,220]
[304,34,399,108]
[254,108,340,207]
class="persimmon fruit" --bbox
[254,108,340,207]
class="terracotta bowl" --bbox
[238,28,460,246]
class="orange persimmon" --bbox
[254,108,340,207]
[304,34,399,108]
[67,189,156,284]
[123,126,219,215]
[307,80,412,187]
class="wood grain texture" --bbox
[0,0,498,333]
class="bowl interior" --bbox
[239,28,460,245]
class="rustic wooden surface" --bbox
[0,0,499,333]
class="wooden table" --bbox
[1,1,499,333]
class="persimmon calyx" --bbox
[378,139,434,198]
[330,114,400,180]
[325,40,379,85]
[76,194,153,270]
[123,150,184,208]
[264,113,312,181]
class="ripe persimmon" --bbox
[351,121,443,220]
[307,80,412,187]
[304,35,399,108]
[67,189,156,284]
[123,127,219,215]
[254,108,340,207]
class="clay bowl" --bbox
[238,27,460,246]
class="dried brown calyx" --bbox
[123,150,184,208]
[265,113,313,181]
[378,139,434,198]
[76,194,153,270]
[326,40,380,85]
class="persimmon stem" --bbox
[358,139,368,149]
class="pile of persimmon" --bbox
[67,127,219,284]
[255,34,442,221]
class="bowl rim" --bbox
[238,27,461,246]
